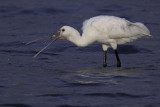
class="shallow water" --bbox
[0,0,160,107]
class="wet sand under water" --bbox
[0,0,160,106]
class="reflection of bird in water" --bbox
[28,15,152,67]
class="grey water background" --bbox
[0,0,160,107]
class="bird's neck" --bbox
[68,30,94,47]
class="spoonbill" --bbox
[28,15,152,67]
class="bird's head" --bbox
[57,26,80,41]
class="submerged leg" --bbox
[103,51,107,67]
[102,44,109,67]
[109,40,121,67]
[114,50,121,67]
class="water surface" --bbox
[0,0,160,106]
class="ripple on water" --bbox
[0,86,6,88]
[0,6,20,14]
[68,82,103,87]
[59,66,153,89]
[18,9,37,15]
[97,5,132,12]
[0,49,58,56]
[0,104,31,107]
[84,92,151,98]
[37,94,66,97]
[17,7,65,15]
[0,41,25,47]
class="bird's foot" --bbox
[117,62,121,67]
[103,64,107,67]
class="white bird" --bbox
[29,15,152,67]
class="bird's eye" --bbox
[62,29,65,32]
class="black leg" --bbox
[114,50,121,67]
[103,51,107,67]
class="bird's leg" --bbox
[102,44,109,67]
[103,51,107,67]
[114,50,121,67]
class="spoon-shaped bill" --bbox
[33,35,66,58]
[25,35,48,45]
[26,31,60,45]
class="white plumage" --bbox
[60,15,152,67]
[32,15,152,67]
[61,16,151,48]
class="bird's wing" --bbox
[90,16,133,39]
[82,16,151,39]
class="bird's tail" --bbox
[142,33,153,38]
[135,22,153,38]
